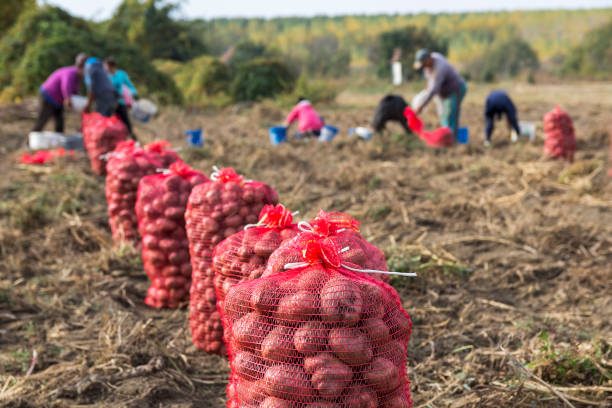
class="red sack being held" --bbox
[105,141,162,245]
[543,105,576,162]
[264,210,390,283]
[212,204,299,347]
[82,112,128,175]
[222,231,413,408]
[135,161,209,308]
[187,167,279,354]
[404,106,453,147]
[144,140,182,168]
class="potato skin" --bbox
[262,365,313,402]
[362,318,391,346]
[343,387,378,408]
[364,357,401,393]
[233,351,266,380]
[308,354,353,400]
[320,278,363,326]
[276,291,318,323]
[261,326,299,363]
[293,321,328,356]
[328,327,372,365]
[232,313,270,352]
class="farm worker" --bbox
[83,57,117,117]
[484,90,521,147]
[32,53,87,133]
[413,49,467,139]
[283,97,324,138]
[104,56,138,140]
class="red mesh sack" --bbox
[543,105,576,162]
[404,107,453,147]
[135,161,209,308]
[403,106,423,134]
[187,167,279,354]
[213,205,299,343]
[144,140,182,168]
[105,141,162,245]
[264,210,390,283]
[82,112,128,175]
[222,231,412,408]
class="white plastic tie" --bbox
[297,221,314,233]
[156,168,170,175]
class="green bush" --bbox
[0,5,181,104]
[103,0,206,62]
[155,56,232,106]
[562,20,612,79]
[292,73,338,104]
[230,58,295,102]
[368,26,448,80]
[463,36,539,82]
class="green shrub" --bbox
[463,36,539,82]
[0,5,181,104]
[303,35,351,78]
[230,58,295,102]
[103,0,206,62]
[562,20,612,79]
[155,56,232,106]
[368,26,448,80]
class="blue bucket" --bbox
[319,125,339,142]
[185,128,203,147]
[269,126,287,145]
[457,127,469,144]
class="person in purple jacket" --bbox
[32,53,87,133]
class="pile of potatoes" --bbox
[143,140,182,168]
[82,112,128,175]
[186,169,278,354]
[543,105,576,162]
[212,205,299,341]
[135,162,208,308]
[223,259,412,407]
[105,141,162,245]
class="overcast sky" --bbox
[44,0,612,20]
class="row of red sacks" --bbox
[89,111,413,406]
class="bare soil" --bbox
[1,83,611,407]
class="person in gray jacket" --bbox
[413,49,467,138]
[83,57,117,117]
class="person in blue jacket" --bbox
[104,56,138,140]
[84,57,117,117]
[484,90,521,147]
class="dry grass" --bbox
[0,81,611,407]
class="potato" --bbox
[250,280,281,315]
[261,326,299,363]
[259,397,291,408]
[254,230,282,256]
[295,265,329,292]
[375,340,405,366]
[233,351,266,380]
[362,318,391,346]
[232,312,270,351]
[342,387,378,408]
[276,291,318,323]
[364,358,401,393]
[328,327,372,365]
[320,278,363,326]
[387,310,412,341]
[294,322,328,356]
[381,387,411,408]
[262,365,313,402]
[309,355,353,400]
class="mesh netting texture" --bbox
[543,105,576,162]
[82,112,128,175]
[223,231,412,408]
[187,168,279,354]
[135,161,208,308]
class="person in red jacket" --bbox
[283,97,324,138]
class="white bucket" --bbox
[28,131,66,150]
[520,121,536,140]
[131,99,158,123]
[70,95,87,113]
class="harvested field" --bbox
[1,82,611,407]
